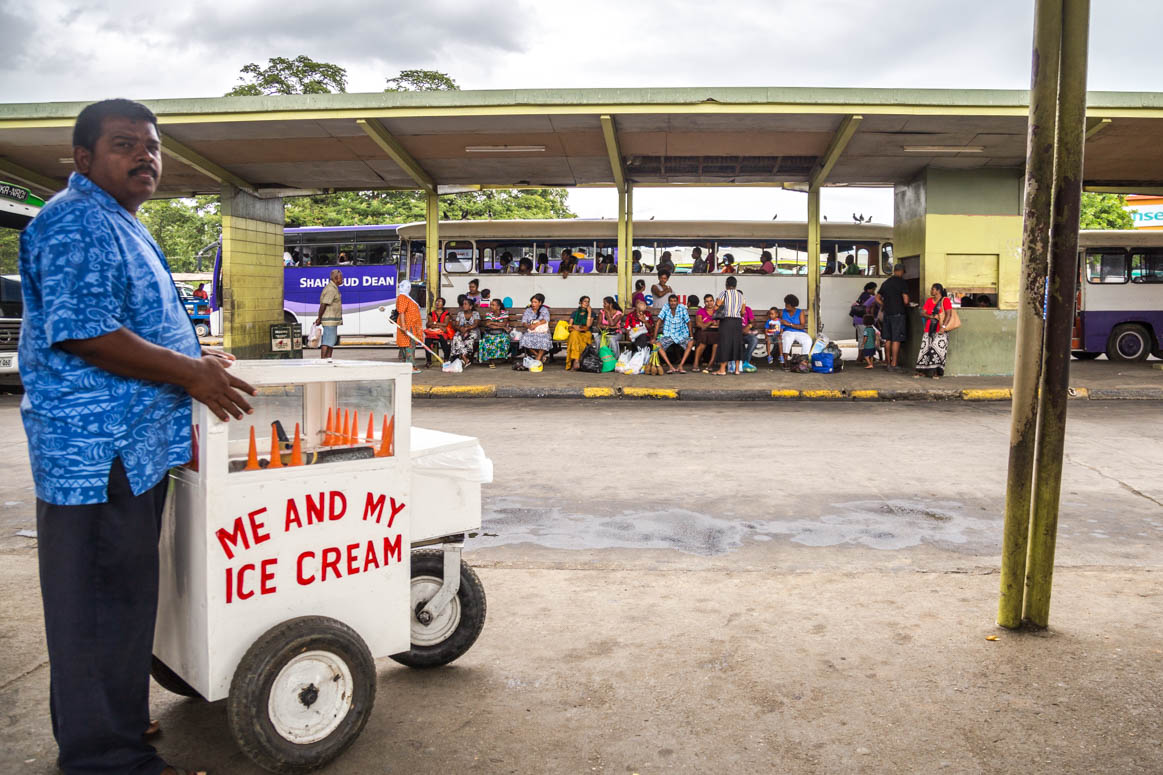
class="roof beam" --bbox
[809,115,863,190]
[0,158,65,196]
[356,118,434,193]
[599,115,626,192]
[159,132,257,196]
[1085,184,1163,195]
[1085,117,1111,140]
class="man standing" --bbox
[877,263,911,371]
[19,98,255,775]
[314,268,343,358]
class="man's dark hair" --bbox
[73,99,158,151]
[785,294,799,307]
[725,276,737,289]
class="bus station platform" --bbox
[405,356,1162,402]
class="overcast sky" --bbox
[4,0,1160,223]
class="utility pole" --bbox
[998,0,1090,630]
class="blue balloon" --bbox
[503,296,513,309]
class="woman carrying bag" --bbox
[915,282,958,379]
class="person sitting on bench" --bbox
[780,294,813,358]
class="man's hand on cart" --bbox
[185,356,256,421]
[58,328,256,422]
[201,345,235,366]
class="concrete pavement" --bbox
[1,400,1161,773]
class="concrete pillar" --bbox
[893,168,1023,375]
[220,184,285,359]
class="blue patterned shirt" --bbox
[658,304,691,342]
[19,173,201,505]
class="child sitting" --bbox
[860,313,879,369]
[764,306,782,364]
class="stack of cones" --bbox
[376,416,395,457]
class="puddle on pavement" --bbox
[472,497,1000,555]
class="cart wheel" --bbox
[194,323,210,338]
[151,656,202,699]
[390,549,487,668]
[227,616,375,775]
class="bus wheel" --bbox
[1107,324,1151,362]
[1071,351,1101,361]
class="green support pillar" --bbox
[626,184,635,280]
[1024,0,1090,628]
[219,184,285,359]
[998,0,1062,629]
[617,188,631,309]
[425,191,440,310]
[806,188,821,337]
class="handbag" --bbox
[553,320,570,341]
[943,303,962,332]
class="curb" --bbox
[412,384,1161,402]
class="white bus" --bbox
[395,219,895,337]
[1074,230,1163,361]
[1,181,45,383]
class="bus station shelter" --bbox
[3,86,1163,368]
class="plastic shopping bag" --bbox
[307,323,323,348]
[810,334,831,356]
[522,355,543,371]
[441,359,464,373]
[553,320,571,341]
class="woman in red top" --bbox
[915,283,953,378]
[423,296,453,366]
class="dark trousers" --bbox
[37,459,169,775]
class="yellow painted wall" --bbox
[923,214,1023,309]
[220,186,285,358]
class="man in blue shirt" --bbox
[653,293,693,373]
[20,98,255,775]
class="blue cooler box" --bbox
[810,352,835,373]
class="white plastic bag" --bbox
[307,323,322,348]
[522,355,542,371]
[810,334,831,356]
[442,359,464,373]
[615,349,646,374]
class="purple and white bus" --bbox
[1072,230,1163,361]
[211,224,403,337]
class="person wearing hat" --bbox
[394,281,424,373]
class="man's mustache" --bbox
[130,165,158,179]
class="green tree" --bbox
[1080,192,1134,229]
[0,229,18,274]
[227,55,347,97]
[137,196,221,272]
[385,69,458,92]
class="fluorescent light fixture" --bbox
[902,145,985,153]
[58,157,74,164]
[464,145,546,153]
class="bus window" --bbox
[715,245,766,272]
[880,243,895,274]
[774,241,806,274]
[336,244,356,266]
[310,245,337,266]
[831,242,876,275]
[361,243,394,266]
[1086,251,1128,284]
[1130,250,1163,283]
[442,241,474,273]
[480,243,534,272]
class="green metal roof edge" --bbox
[2,86,1163,119]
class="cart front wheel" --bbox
[151,656,202,699]
[228,616,375,774]
[390,549,487,668]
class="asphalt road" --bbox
[1,398,1161,773]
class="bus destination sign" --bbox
[0,182,32,204]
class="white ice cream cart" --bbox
[151,360,491,773]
